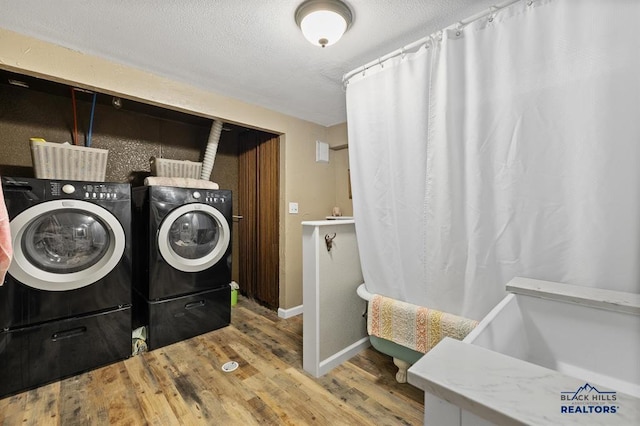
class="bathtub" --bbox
[357,284,430,383]
[408,277,640,425]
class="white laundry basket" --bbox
[30,140,108,181]
[150,157,202,179]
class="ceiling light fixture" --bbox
[295,0,353,48]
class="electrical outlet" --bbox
[289,202,299,214]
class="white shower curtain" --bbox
[346,0,640,320]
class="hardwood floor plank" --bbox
[0,382,60,426]
[279,367,373,425]
[88,362,146,425]
[136,350,204,424]
[317,364,423,426]
[242,373,326,425]
[123,354,180,424]
[246,394,282,424]
[0,296,424,425]
[195,330,262,381]
[152,344,245,424]
[58,371,101,425]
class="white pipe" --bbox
[200,120,224,181]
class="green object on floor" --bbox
[231,289,238,306]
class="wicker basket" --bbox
[30,140,108,181]
[150,157,202,179]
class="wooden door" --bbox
[238,131,279,309]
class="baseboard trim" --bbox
[278,304,303,319]
[315,336,371,377]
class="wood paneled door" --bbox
[238,130,279,309]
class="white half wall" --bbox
[302,220,369,377]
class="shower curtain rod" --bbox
[343,0,522,85]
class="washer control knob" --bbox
[62,184,75,194]
[193,191,201,199]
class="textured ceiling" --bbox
[0,0,497,126]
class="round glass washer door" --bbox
[158,203,230,273]
[8,200,125,291]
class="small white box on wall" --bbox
[316,140,329,163]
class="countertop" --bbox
[302,219,355,226]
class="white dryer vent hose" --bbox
[201,120,224,181]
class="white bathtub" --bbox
[408,277,640,425]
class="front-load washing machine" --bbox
[0,177,132,397]
[132,185,231,350]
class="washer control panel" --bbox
[49,181,130,200]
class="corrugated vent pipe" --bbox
[201,120,224,181]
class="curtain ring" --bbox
[378,58,383,68]
[400,48,406,59]
[361,66,366,77]
[488,6,497,22]
[455,22,463,37]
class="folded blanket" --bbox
[367,294,478,354]
[144,176,219,189]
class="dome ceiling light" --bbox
[295,0,353,48]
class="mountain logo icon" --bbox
[561,383,616,401]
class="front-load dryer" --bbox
[0,177,132,328]
[132,185,232,300]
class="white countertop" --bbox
[302,219,355,226]
[408,338,640,426]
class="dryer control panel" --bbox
[204,191,230,204]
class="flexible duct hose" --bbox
[200,120,223,181]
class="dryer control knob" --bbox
[62,184,76,194]
[193,191,201,199]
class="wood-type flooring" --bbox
[0,296,424,425]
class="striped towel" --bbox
[367,295,478,354]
